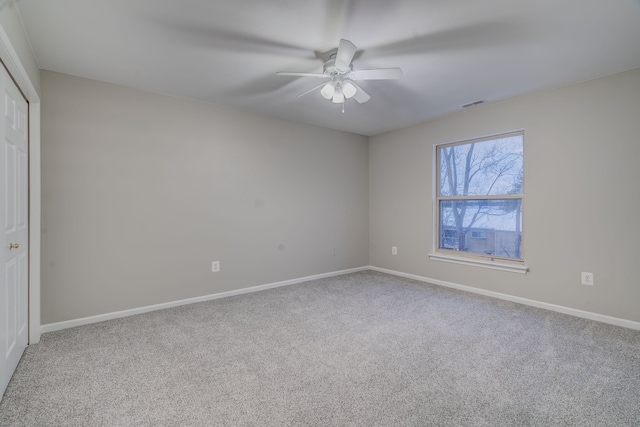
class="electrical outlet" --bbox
[581,272,593,286]
[212,261,220,272]
[392,246,398,255]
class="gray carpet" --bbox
[1,271,639,426]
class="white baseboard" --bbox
[369,266,640,331]
[39,265,640,334]
[40,266,370,334]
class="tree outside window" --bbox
[436,132,524,261]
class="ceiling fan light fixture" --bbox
[342,81,357,99]
[320,82,335,100]
[332,91,345,104]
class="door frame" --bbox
[0,20,41,344]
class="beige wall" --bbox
[42,67,640,325]
[370,67,640,322]
[41,71,369,324]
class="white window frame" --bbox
[429,131,528,274]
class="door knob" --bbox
[8,243,19,250]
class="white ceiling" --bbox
[15,0,640,136]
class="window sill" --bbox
[428,252,529,274]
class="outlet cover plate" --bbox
[581,272,593,285]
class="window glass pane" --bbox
[439,199,522,259]
[439,134,523,197]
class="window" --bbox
[434,131,524,266]
[471,231,486,239]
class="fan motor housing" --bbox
[323,59,352,77]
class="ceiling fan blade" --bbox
[320,0,353,52]
[276,72,328,78]
[335,39,357,72]
[156,20,314,58]
[350,82,371,104]
[350,68,403,80]
[368,21,522,57]
[297,83,327,98]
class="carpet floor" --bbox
[1,271,639,426]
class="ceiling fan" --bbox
[277,39,402,109]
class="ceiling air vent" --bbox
[461,99,486,108]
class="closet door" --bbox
[0,62,29,398]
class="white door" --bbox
[0,63,28,397]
